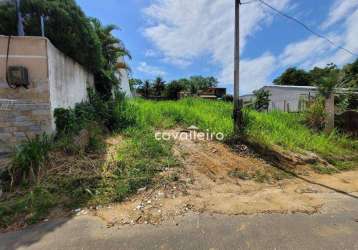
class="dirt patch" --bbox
[93,128,358,226]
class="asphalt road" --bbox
[1,197,358,250]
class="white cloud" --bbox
[240,54,277,94]
[278,8,358,70]
[145,49,159,57]
[137,62,166,77]
[142,0,358,95]
[143,0,290,93]
[321,0,358,29]
[278,34,340,67]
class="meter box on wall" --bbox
[7,66,30,88]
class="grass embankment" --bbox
[133,98,358,169]
[0,94,177,230]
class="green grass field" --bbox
[133,98,358,169]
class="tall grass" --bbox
[133,98,233,136]
[132,98,358,165]
[245,111,357,162]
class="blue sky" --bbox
[76,0,358,94]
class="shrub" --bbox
[10,134,52,186]
[54,90,138,137]
[106,92,138,132]
[304,98,326,131]
[222,94,234,102]
[54,108,79,136]
[253,89,271,112]
[0,186,55,227]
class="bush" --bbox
[10,134,52,186]
[253,89,271,112]
[106,92,138,132]
[54,90,138,137]
[304,98,326,131]
[0,186,55,227]
[222,94,234,102]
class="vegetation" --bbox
[9,134,52,186]
[94,128,176,204]
[0,92,178,229]
[133,98,358,168]
[0,0,102,72]
[274,67,312,86]
[253,89,271,111]
[273,62,357,89]
[303,98,326,131]
[134,75,219,99]
[0,0,130,98]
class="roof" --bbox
[262,85,318,90]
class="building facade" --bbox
[241,85,318,112]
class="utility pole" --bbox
[41,15,45,37]
[234,0,243,133]
[15,0,25,36]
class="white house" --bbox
[241,85,318,112]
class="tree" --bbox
[143,80,152,98]
[341,59,358,88]
[90,18,131,99]
[153,76,165,96]
[129,78,143,92]
[273,68,312,86]
[309,63,340,87]
[188,76,218,94]
[165,80,187,100]
[253,89,271,111]
[0,0,131,99]
[0,0,103,72]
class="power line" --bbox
[243,0,358,57]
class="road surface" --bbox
[1,196,358,250]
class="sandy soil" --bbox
[92,128,358,226]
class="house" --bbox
[241,85,318,112]
[199,87,227,99]
[0,35,94,154]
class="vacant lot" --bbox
[133,98,358,170]
[1,98,357,231]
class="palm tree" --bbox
[143,80,151,98]
[153,76,166,97]
[90,18,131,70]
[90,18,131,98]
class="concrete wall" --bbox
[0,35,93,153]
[115,56,132,97]
[47,41,93,130]
[263,86,318,112]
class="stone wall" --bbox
[0,36,93,154]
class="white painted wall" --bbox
[115,56,132,97]
[263,86,318,112]
[47,41,94,129]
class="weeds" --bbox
[93,128,177,204]
[133,98,358,168]
[10,134,52,186]
[0,186,55,228]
